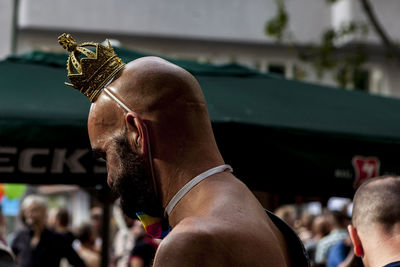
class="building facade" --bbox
[1,0,399,97]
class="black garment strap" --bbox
[384,261,400,267]
[265,209,310,267]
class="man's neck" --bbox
[166,169,234,228]
[165,164,232,217]
[364,230,400,267]
[155,152,224,212]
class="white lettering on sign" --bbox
[334,169,352,179]
[0,146,105,174]
[0,147,17,173]
[51,149,88,173]
[19,148,50,173]
[93,164,107,174]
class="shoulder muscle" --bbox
[153,230,225,267]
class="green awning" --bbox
[1,48,400,197]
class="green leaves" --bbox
[265,0,288,42]
[265,0,371,90]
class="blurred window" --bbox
[268,64,285,76]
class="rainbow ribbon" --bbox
[136,212,169,239]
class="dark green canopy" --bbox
[1,48,400,198]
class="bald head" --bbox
[108,56,206,115]
[352,176,400,233]
[87,57,223,208]
[88,56,215,148]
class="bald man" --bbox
[348,176,400,267]
[86,56,308,266]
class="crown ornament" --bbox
[58,33,125,102]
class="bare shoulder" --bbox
[153,214,290,267]
[152,178,292,266]
[153,217,225,267]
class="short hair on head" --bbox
[312,215,331,237]
[327,210,349,229]
[56,207,70,227]
[75,222,93,244]
[275,205,296,220]
[21,195,47,211]
[352,176,400,232]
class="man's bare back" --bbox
[154,173,291,267]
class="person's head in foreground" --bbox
[87,55,217,219]
[58,33,309,266]
[348,176,400,267]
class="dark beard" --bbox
[111,134,163,218]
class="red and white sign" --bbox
[352,156,380,188]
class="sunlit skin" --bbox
[89,96,126,188]
[88,57,292,266]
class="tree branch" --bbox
[359,0,394,50]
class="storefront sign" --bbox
[352,155,380,188]
[0,146,106,175]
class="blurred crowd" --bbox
[0,193,358,267]
[274,202,363,267]
[0,194,160,267]
[0,177,398,267]
[0,195,360,267]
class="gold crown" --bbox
[58,33,125,102]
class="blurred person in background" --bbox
[46,208,57,229]
[0,206,8,246]
[326,235,364,267]
[54,207,76,245]
[0,205,16,267]
[347,176,400,267]
[274,204,297,229]
[129,219,158,267]
[315,210,349,266]
[0,245,16,267]
[304,214,331,266]
[112,210,136,267]
[90,206,103,253]
[53,207,78,267]
[75,223,100,267]
[11,195,85,267]
[298,211,316,243]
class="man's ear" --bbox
[125,113,147,155]
[348,224,364,257]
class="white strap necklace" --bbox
[165,164,233,216]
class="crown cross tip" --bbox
[58,33,77,52]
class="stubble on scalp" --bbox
[352,176,400,234]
